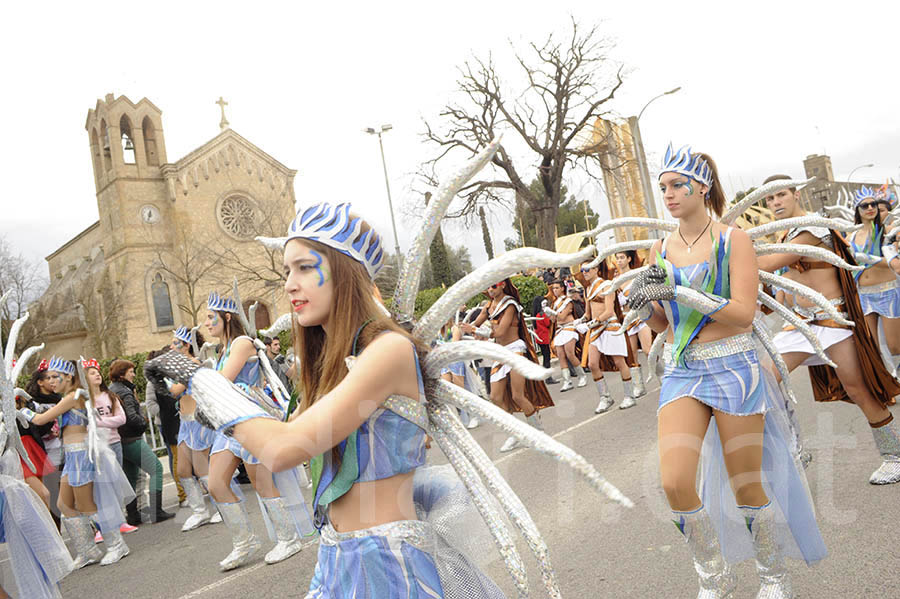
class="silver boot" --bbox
[262,497,304,564]
[559,368,573,392]
[631,366,646,397]
[180,476,212,531]
[217,500,261,571]
[619,379,637,410]
[869,416,900,485]
[62,514,104,569]
[740,503,793,599]
[673,506,736,599]
[594,378,614,413]
[100,525,130,566]
[576,370,588,388]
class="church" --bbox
[33,93,296,358]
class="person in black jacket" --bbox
[146,346,186,505]
[108,359,174,525]
[18,364,60,510]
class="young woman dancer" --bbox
[627,145,826,598]
[581,260,635,412]
[462,278,554,452]
[199,293,303,569]
[849,186,900,369]
[168,327,219,531]
[18,358,135,567]
[546,279,586,390]
[615,250,653,395]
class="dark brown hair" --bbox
[699,153,727,217]
[109,359,135,382]
[763,174,796,192]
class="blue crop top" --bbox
[658,228,733,365]
[310,337,428,526]
[60,409,88,428]
[215,336,261,391]
[850,225,884,282]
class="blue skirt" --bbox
[211,432,259,465]
[62,446,94,487]
[858,279,900,317]
[178,419,217,451]
[658,334,827,566]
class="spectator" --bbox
[540,268,556,285]
[263,336,292,393]
[146,346,186,506]
[109,359,174,525]
[530,295,557,384]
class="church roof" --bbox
[171,128,296,176]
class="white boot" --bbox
[619,379,637,410]
[180,477,211,531]
[199,475,223,524]
[261,497,303,564]
[576,370,588,388]
[631,366,646,397]
[99,525,130,566]
[499,436,519,452]
[218,501,262,571]
[594,378,614,414]
[526,410,544,431]
[559,368,573,392]
[466,416,480,430]
[62,514,104,569]
[869,416,900,485]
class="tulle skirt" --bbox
[858,278,900,317]
[306,465,503,599]
[659,334,828,566]
[0,473,74,599]
[20,436,55,479]
[257,467,316,541]
[61,442,136,533]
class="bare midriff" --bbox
[179,395,196,417]
[664,319,752,346]
[62,424,87,445]
[327,470,417,533]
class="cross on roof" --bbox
[216,97,230,131]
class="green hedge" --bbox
[413,276,546,320]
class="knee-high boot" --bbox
[261,497,303,564]
[217,500,261,571]
[62,514,104,569]
[180,477,211,531]
[739,503,793,599]
[672,506,735,599]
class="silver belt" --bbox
[64,442,88,452]
[180,411,195,422]
[859,278,900,295]
[319,518,433,552]
[793,296,847,322]
[664,332,756,362]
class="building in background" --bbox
[800,154,898,213]
[31,94,296,358]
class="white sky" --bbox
[3,1,898,274]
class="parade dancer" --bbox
[545,279,586,390]
[581,260,636,412]
[759,175,900,485]
[615,250,653,396]
[16,361,57,509]
[0,298,74,599]
[616,145,827,598]
[19,357,135,568]
[169,326,219,531]
[847,186,900,371]
[462,278,554,452]
[148,138,634,598]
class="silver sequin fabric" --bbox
[663,332,755,363]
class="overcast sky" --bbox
[3,1,898,275]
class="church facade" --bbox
[34,94,296,358]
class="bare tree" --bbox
[423,20,624,250]
[0,235,47,342]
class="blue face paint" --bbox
[674,181,694,197]
[309,250,329,287]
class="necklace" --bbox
[678,217,712,253]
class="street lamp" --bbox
[364,124,403,270]
[628,86,681,235]
[848,163,874,181]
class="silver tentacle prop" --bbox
[424,340,551,381]
[427,417,530,598]
[646,331,668,382]
[231,278,257,338]
[824,204,854,220]
[0,338,35,474]
[189,326,202,357]
[429,401,560,598]
[415,246,596,342]
[758,272,853,326]
[756,292,834,367]
[618,286,726,336]
[393,136,503,324]
[581,217,677,241]
[747,215,860,240]
[76,358,102,469]
[751,317,798,404]
[601,265,649,296]
[754,243,864,272]
[260,313,292,338]
[251,339,290,420]
[584,239,656,270]
[721,177,815,225]
[434,380,634,507]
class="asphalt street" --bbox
[9,364,898,598]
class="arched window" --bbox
[151,273,174,328]
[100,119,111,171]
[120,115,135,164]
[142,116,159,166]
[90,128,101,182]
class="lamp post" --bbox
[848,163,874,181]
[364,125,403,269]
[628,87,681,236]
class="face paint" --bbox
[211,313,220,328]
[677,181,694,197]
[310,250,330,287]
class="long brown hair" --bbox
[699,152,727,217]
[86,366,122,413]
[292,240,428,413]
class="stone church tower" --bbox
[36,94,296,358]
